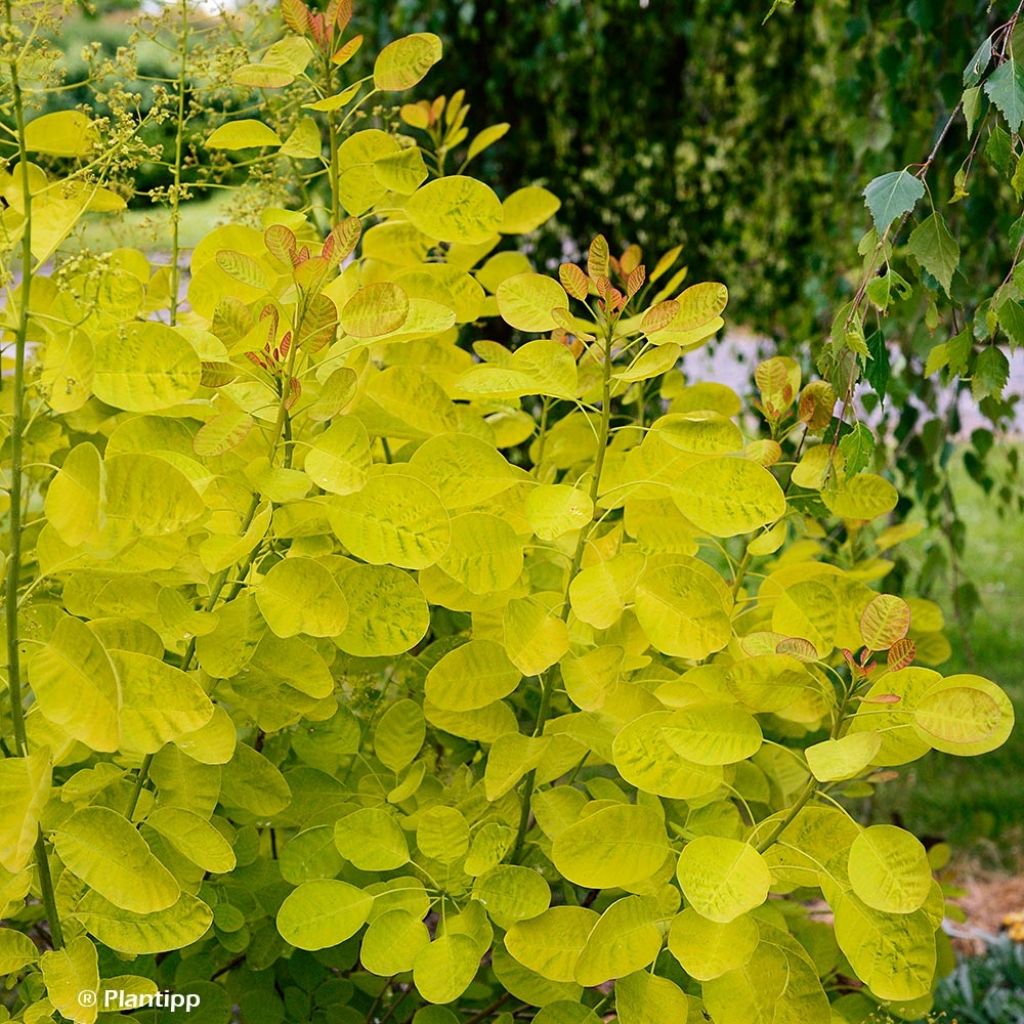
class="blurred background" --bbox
[14,0,1024,1014]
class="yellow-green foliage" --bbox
[0,2,1015,1023]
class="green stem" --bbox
[462,992,514,1024]
[362,978,393,1024]
[753,668,855,856]
[324,52,340,223]
[731,547,751,598]
[510,322,616,863]
[3,0,64,947]
[375,986,411,1024]
[168,0,189,325]
[753,777,816,854]
[124,753,154,822]
[33,831,63,947]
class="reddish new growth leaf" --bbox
[332,34,363,67]
[552,328,584,359]
[559,262,589,301]
[328,0,353,32]
[308,11,328,51]
[620,243,643,275]
[775,636,817,662]
[641,299,679,332]
[281,0,310,36]
[626,265,646,298]
[588,234,610,283]
[325,217,361,266]
[265,224,299,269]
[596,276,625,315]
[887,637,917,672]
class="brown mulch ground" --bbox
[949,857,1024,955]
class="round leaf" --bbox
[206,119,282,150]
[673,456,786,537]
[256,557,348,638]
[667,907,759,981]
[54,807,179,914]
[472,865,550,928]
[276,879,373,950]
[330,475,450,570]
[504,906,598,983]
[341,282,410,338]
[374,33,443,90]
[425,640,522,712]
[405,176,503,244]
[93,323,201,412]
[911,674,1015,755]
[497,272,571,333]
[361,909,430,975]
[661,704,763,766]
[635,563,731,660]
[333,564,429,656]
[675,837,770,923]
[551,804,669,889]
[334,807,409,870]
[848,825,931,914]
[413,934,480,1004]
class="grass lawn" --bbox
[872,445,1024,860]
[73,192,237,256]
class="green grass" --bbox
[872,445,1024,858]
[73,192,237,255]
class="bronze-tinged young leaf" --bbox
[626,265,646,297]
[559,263,589,301]
[193,409,254,457]
[332,34,364,67]
[324,216,362,265]
[775,636,818,662]
[798,381,836,431]
[333,0,353,31]
[887,637,917,672]
[297,293,338,352]
[641,299,680,332]
[264,224,299,268]
[860,594,911,651]
[216,250,269,289]
[620,243,643,275]
[281,0,310,35]
[199,361,237,388]
[588,234,610,283]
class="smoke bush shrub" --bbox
[0,2,1014,1023]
